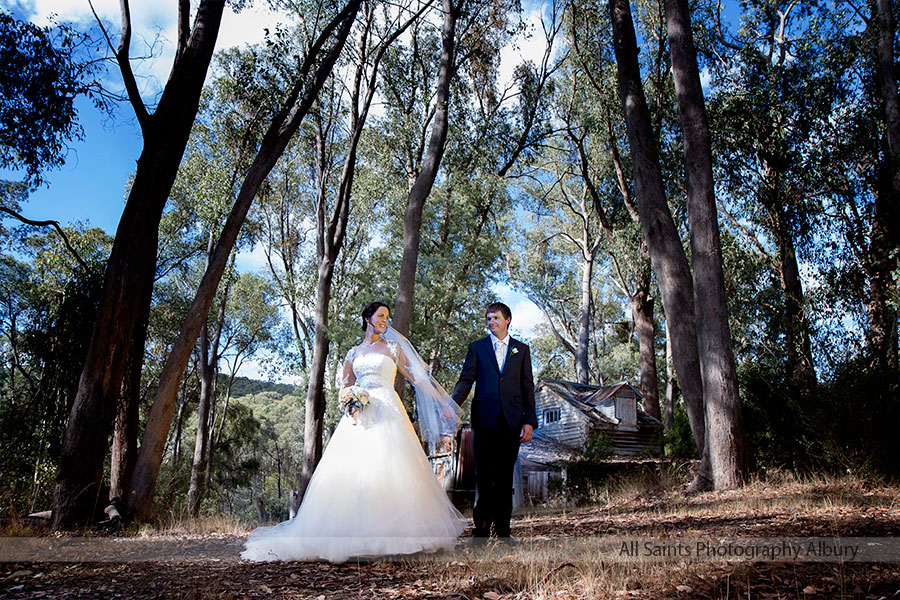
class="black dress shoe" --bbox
[461,536,489,547]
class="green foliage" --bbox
[663,410,697,459]
[226,376,301,399]
[549,430,613,505]
[739,358,899,477]
[0,223,110,513]
[0,12,103,187]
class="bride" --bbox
[241,301,465,562]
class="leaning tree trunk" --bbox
[51,0,227,530]
[125,1,361,520]
[392,0,458,338]
[608,0,711,489]
[664,0,749,488]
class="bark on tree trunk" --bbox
[664,0,749,488]
[187,324,215,517]
[771,201,815,386]
[109,294,149,505]
[631,288,661,420]
[575,254,593,385]
[51,0,227,530]
[299,268,334,498]
[125,1,361,520]
[869,0,900,375]
[392,0,457,337]
[665,321,677,431]
[187,244,228,517]
[172,386,187,463]
[608,0,710,489]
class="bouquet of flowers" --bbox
[339,386,370,425]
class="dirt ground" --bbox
[2,476,899,599]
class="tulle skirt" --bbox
[241,385,465,562]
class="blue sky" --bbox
[4,1,548,382]
[18,99,142,234]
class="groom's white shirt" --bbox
[490,332,509,371]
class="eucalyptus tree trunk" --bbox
[299,3,425,498]
[609,0,710,489]
[52,0,227,529]
[126,1,362,520]
[631,286,661,420]
[664,0,749,488]
[187,325,216,517]
[392,0,458,337]
[869,0,900,375]
[109,297,149,504]
[575,251,593,385]
[664,322,676,430]
[187,274,227,517]
[767,192,814,385]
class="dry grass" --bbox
[3,469,897,599]
[0,516,46,538]
[413,468,900,599]
[128,510,249,538]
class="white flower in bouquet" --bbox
[339,386,370,424]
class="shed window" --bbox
[543,408,561,424]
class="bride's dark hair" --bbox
[361,301,390,330]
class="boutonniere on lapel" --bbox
[510,347,519,356]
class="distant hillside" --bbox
[220,375,303,399]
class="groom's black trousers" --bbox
[472,418,521,538]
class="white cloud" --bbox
[235,241,270,274]
[493,282,543,340]
[497,5,553,94]
[237,355,304,385]
[216,3,284,53]
[23,1,283,97]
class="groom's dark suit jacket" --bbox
[451,336,537,430]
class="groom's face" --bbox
[486,311,511,339]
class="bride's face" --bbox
[367,306,390,335]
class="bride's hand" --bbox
[339,387,353,403]
[339,386,370,403]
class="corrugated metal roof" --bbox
[537,378,661,427]
[518,430,577,464]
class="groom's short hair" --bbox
[486,302,511,320]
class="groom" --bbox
[452,302,536,539]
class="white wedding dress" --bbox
[241,347,465,562]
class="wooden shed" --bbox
[535,378,662,456]
[429,379,662,508]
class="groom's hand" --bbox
[520,424,533,443]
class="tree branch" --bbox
[0,207,89,270]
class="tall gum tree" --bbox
[126,0,363,520]
[297,0,432,499]
[392,0,459,338]
[52,0,228,529]
[393,0,563,369]
[567,0,667,420]
[664,0,750,488]
[608,0,711,489]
